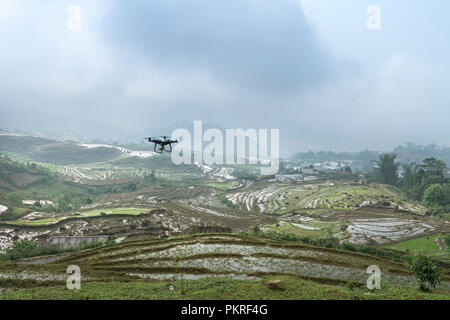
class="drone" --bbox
[145,136,178,153]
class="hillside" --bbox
[0,132,449,300]
[0,153,56,192]
[1,233,449,299]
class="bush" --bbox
[252,225,261,235]
[0,239,108,262]
[406,253,441,291]
[340,241,357,251]
[423,184,449,207]
[263,231,338,248]
[339,241,402,259]
[216,194,237,209]
[0,239,66,261]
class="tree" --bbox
[373,154,399,186]
[7,192,24,207]
[398,157,448,201]
[401,163,418,189]
[58,194,72,212]
[423,184,448,207]
[128,182,138,192]
[143,170,157,186]
[406,253,441,291]
[420,158,447,189]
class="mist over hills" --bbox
[2,1,450,152]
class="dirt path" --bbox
[435,236,446,251]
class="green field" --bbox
[274,184,425,214]
[6,207,149,226]
[1,276,448,300]
[80,207,147,217]
[386,234,448,256]
[261,220,342,238]
[6,217,64,226]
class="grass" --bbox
[80,207,147,217]
[21,182,106,200]
[205,181,240,191]
[0,239,75,262]
[6,217,62,226]
[271,183,425,214]
[5,207,149,226]
[263,222,324,237]
[0,276,448,300]
[386,234,447,256]
[261,220,341,239]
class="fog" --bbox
[1,0,449,154]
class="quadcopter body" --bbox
[145,136,178,153]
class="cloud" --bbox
[102,0,332,92]
[1,1,450,153]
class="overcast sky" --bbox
[0,0,449,153]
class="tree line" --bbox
[370,154,449,213]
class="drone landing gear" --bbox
[154,143,163,153]
[153,143,173,153]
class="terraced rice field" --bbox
[4,153,59,173]
[209,167,236,181]
[346,218,436,245]
[58,165,152,182]
[226,182,426,215]
[282,184,423,212]
[4,150,202,184]
[260,215,438,246]
[5,207,150,226]
[261,218,342,239]
[205,181,241,190]
[226,185,288,213]
[4,233,449,291]
[131,186,208,200]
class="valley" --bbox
[0,132,449,299]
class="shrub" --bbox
[406,253,441,291]
[216,194,237,209]
[346,281,358,290]
[252,225,261,235]
[339,242,402,259]
[0,239,66,261]
[341,241,357,251]
[423,184,448,207]
[0,239,105,262]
